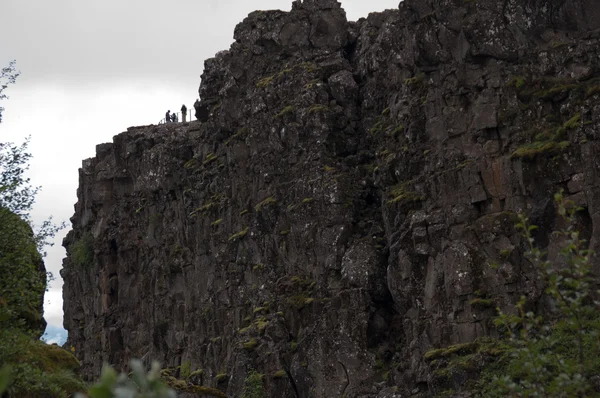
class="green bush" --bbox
[178,360,191,379]
[0,208,46,331]
[77,360,175,398]
[486,192,600,396]
[241,369,264,398]
[71,232,94,267]
[425,193,600,397]
[0,327,86,397]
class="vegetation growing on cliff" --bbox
[241,369,265,398]
[489,193,600,396]
[70,232,95,267]
[0,327,86,397]
[426,193,600,397]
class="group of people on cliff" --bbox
[165,104,187,123]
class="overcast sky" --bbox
[0,0,400,334]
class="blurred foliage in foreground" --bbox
[75,360,176,398]
[427,192,600,397]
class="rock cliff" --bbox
[62,0,600,396]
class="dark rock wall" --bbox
[62,0,600,396]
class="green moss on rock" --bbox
[272,370,286,379]
[229,227,249,241]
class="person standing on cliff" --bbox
[194,99,200,121]
[165,110,171,123]
[181,104,187,122]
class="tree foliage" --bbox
[0,327,86,397]
[0,208,46,332]
[0,60,80,397]
[425,193,600,397]
[489,192,600,396]
[0,139,37,216]
[0,138,64,256]
[0,60,175,398]
[0,60,19,124]
[75,360,176,398]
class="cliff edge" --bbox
[63,0,600,396]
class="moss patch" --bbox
[511,140,570,160]
[256,75,275,88]
[225,127,248,146]
[507,76,526,90]
[308,104,329,114]
[255,196,276,212]
[272,370,286,379]
[386,183,423,205]
[202,153,218,166]
[286,295,314,309]
[228,227,249,241]
[0,328,86,397]
[274,106,295,118]
[425,342,480,361]
[405,72,425,86]
[183,158,198,169]
[511,113,581,160]
[242,338,258,351]
[470,298,495,310]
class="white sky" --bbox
[0,0,400,331]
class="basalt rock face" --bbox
[63,0,600,396]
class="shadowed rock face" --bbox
[63,0,600,396]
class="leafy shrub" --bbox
[71,232,94,267]
[178,360,191,379]
[241,369,264,398]
[425,193,600,397]
[76,360,175,398]
[0,208,46,331]
[487,192,600,396]
[0,327,86,397]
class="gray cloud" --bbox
[1,0,399,84]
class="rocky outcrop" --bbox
[63,0,600,396]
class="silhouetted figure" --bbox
[171,113,178,123]
[194,99,203,121]
[181,104,187,122]
[165,110,171,123]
